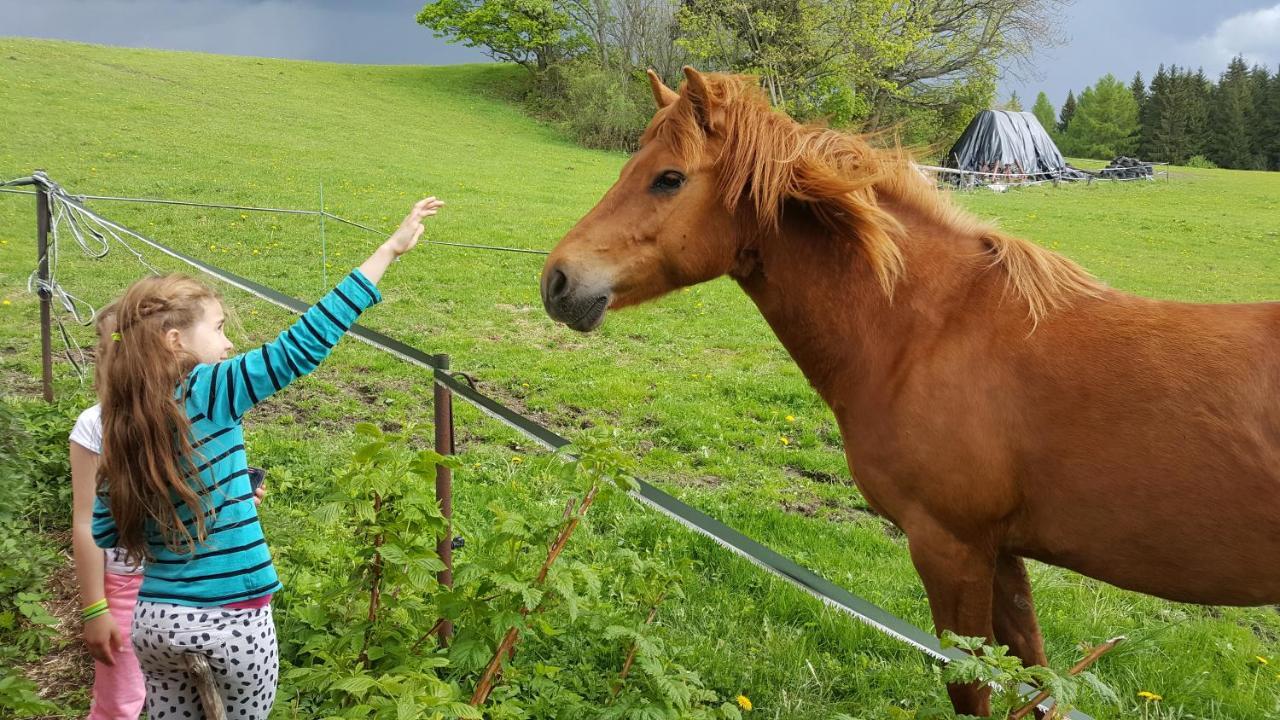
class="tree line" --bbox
[418,0,1069,150]
[1025,57,1280,170]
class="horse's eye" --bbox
[650,171,686,194]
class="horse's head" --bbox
[541,67,747,332]
[542,66,908,332]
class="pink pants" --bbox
[87,572,145,720]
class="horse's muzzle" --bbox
[541,265,610,332]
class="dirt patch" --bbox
[670,474,726,490]
[777,492,904,540]
[785,465,846,485]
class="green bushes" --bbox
[272,424,743,719]
[0,400,77,717]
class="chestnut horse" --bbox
[540,67,1280,715]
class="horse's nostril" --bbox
[548,268,569,301]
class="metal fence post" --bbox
[434,354,454,644]
[35,171,53,402]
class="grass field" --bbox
[2,38,1278,719]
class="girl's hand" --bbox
[383,197,444,257]
[84,613,124,666]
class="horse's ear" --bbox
[647,69,678,109]
[681,66,720,132]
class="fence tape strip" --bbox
[14,177,1090,718]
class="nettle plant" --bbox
[274,425,743,720]
[882,632,1120,720]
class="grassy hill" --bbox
[2,38,1278,718]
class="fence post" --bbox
[433,354,454,645]
[35,171,53,403]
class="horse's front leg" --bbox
[907,523,998,716]
[993,554,1049,718]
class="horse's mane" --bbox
[647,72,1102,324]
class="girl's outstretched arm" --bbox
[186,197,444,424]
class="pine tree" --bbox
[1269,68,1280,169]
[1031,91,1056,135]
[1247,65,1273,169]
[1139,65,1168,160]
[1058,90,1076,133]
[1129,71,1147,117]
[1062,74,1140,159]
[1210,56,1256,169]
[1003,91,1023,111]
[1186,67,1213,160]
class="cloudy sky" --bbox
[4,0,1279,113]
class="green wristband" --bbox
[81,598,108,620]
[83,607,110,623]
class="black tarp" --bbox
[944,110,1067,175]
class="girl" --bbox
[91,197,443,720]
[71,302,147,720]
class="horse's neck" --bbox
[733,199,984,408]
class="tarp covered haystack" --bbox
[944,110,1067,177]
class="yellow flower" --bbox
[1137,691,1162,702]
[736,695,752,711]
[512,456,524,464]
[1257,656,1270,666]
[779,436,790,446]
[785,415,796,423]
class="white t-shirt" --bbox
[70,404,142,576]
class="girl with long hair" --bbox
[91,197,442,719]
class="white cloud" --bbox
[1193,3,1280,69]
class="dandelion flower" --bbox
[1,299,10,306]
[736,695,752,711]
[512,456,524,464]
[785,415,796,423]
[1137,691,1162,702]
[779,436,790,446]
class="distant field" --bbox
[2,39,1277,719]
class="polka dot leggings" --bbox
[132,601,278,720]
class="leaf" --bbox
[447,635,490,672]
[397,696,418,720]
[331,674,378,696]
[443,702,484,719]
[354,422,383,439]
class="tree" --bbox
[1138,64,1166,159]
[1129,71,1146,117]
[1061,73,1139,159]
[1057,89,1076,133]
[1001,91,1023,111]
[677,0,1069,139]
[417,0,590,71]
[1209,56,1256,168]
[1247,64,1275,170]
[1031,91,1055,134]
[1267,68,1280,170]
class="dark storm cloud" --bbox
[1,0,490,65]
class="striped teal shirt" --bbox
[93,269,381,607]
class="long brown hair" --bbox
[97,274,219,559]
[92,302,118,396]
[648,71,1100,321]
